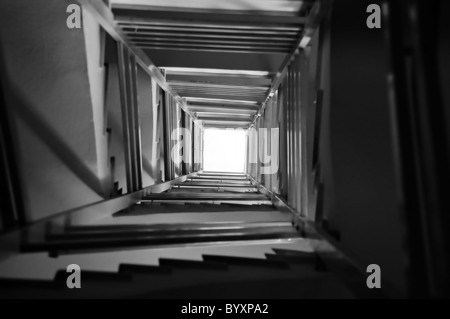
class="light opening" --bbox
[203,128,246,173]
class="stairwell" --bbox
[0,172,354,298]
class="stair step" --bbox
[177,181,255,187]
[142,200,273,205]
[0,278,59,289]
[63,221,291,233]
[23,226,301,253]
[71,210,290,226]
[48,222,294,241]
[199,173,247,177]
[120,203,277,215]
[159,258,228,271]
[168,187,257,193]
[202,255,290,269]
[264,253,315,264]
[272,248,314,257]
[188,180,252,185]
[171,186,257,193]
[119,264,172,275]
[143,192,267,200]
[192,175,248,180]
[54,270,132,282]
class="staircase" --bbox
[0,247,354,298]
[0,172,354,298]
[23,172,300,253]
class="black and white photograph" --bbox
[0,0,449,302]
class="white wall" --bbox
[82,7,109,193]
[0,0,109,221]
[137,66,160,187]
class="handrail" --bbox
[250,0,332,128]
[77,0,202,127]
[0,172,199,262]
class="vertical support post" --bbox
[0,54,26,228]
[295,57,300,212]
[117,42,143,193]
[129,55,142,190]
[201,128,204,171]
[288,65,294,207]
[180,109,187,175]
[116,42,133,193]
[161,81,171,182]
[191,119,195,173]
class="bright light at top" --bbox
[203,128,246,173]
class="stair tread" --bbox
[177,182,256,188]
[265,253,315,264]
[54,270,132,282]
[24,226,301,252]
[119,264,172,274]
[103,211,290,225]
[202,255,290,269]
[272,248,314,257]
[64,221,292,233]
[122,204,278,215]
[51,222,293,240]
[143,192,267,199]
[159,258,228,271]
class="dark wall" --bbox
[318,0,406,295]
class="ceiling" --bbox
[110,0,315,129]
